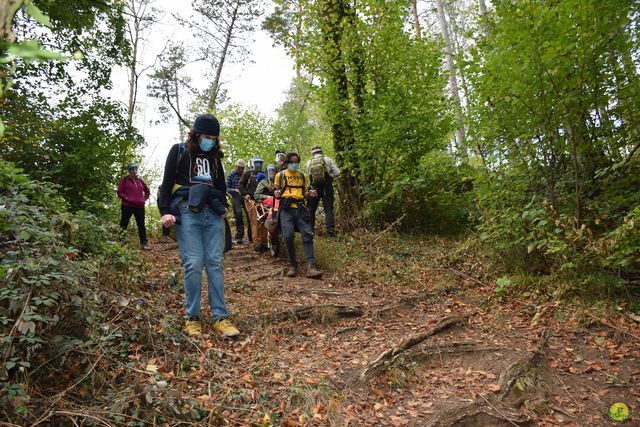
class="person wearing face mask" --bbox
[254,164,277,202]
[274,152,323,279]
[239,156,266,252]
[117,163,151,249]
[275,150,286,171]
[226,159,251,244]
[158,114,239,338]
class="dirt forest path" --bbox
[140,237,640,426]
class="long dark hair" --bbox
[186,130,223,158]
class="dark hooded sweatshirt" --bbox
[158,143,227,216]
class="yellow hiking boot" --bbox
[213,318,240,337]
[185,319,202,337]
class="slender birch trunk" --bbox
[435,0,466,151]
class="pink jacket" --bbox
[117,176,150,208]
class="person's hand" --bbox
[244,194,251,201]
[308,189,318,198]
[274,189,281,199]
[161,214,176,228]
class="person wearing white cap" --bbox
[305,146,340,237]
[226,159,250,244]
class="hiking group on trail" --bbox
[143,113,340,338]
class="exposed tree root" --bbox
[588,313,640,341]
[235,259,278,271]
[426,400,532,427]
[360,316,466,380]
[245,268,285,282]
[498,329,549,406]
[407,342,502,363]
[426,329,550,427]
[375,286,461,317]
[252,304,364,326]
[229,253,261,262]
[287,288,348,297]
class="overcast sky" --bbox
[109,0,295,174]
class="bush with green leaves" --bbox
[0,161,145,416]
[363,151,475,234]
[464,0,640,296]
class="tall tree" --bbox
[465,0,640,279]
[124,0,158,127]
[1,0,141,212]
[478,0,487,15]
[316,0,362,215]
[147,43,192,141]
[184,0,263,111]
[435,0,466,152]
[263,0,306,79]
[411,0,421,39]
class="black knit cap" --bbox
[192,114,220,136]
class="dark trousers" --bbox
[231,193,252,241]
[307,184,335,236]
[120,205,147,244]
[279,207,315,267]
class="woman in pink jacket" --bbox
[117,163,150,248]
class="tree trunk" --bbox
[478,0,487,15]
[320,0,361,217]
[294,0,302,79]
[412,0,421,39]
[174,75,185,141]
[127,20,139,127]
[0,0,19,94]
[566,123,582,226]
[435,0,466,152]
[0,0,19,42]
[207,1,239,111]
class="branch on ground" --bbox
[250,304,365,326]
[360,316,467,380]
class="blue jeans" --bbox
[175,203,228,320]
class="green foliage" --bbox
[0,0,141,213]
[268,0,466,224]
[364,151,474,233]
[465,0,640,295]
[0,91,143,213]
[219,104,282,168]
[272,78,333,158]
[0,161,145,416]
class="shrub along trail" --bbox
[51,234,640,426]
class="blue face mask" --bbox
[288,162,299,172]
[199,137,216,152]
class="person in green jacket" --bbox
[254,164,277,201]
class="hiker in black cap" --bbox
[158,114,240,338]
